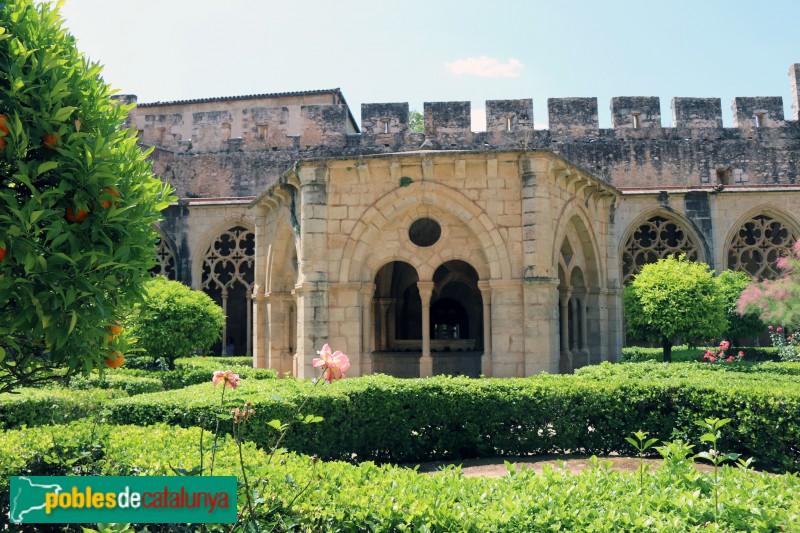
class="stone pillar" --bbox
[417,281,435,377]
[378,299,390,350]
[387,298,397,350]
[360,284,375,375]
[490,279,526,376]
[570,297,579,355]
[253,291,268,368]
[579,292,590,365]
[521,277,560,375]
[221,289,229,357]
[559,289,571,372]
[294,164,329,378]
[252,205,268,368]
[587,288,606,364]
[478,280,492,377]
[294,282,329,379]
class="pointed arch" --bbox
[724,205,799,279]
[620,209,705,285]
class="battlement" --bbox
[127,63,800,155]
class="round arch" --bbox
[339,181,511,283]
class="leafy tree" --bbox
[0,0,174,392]
[126,277,224,369]
[408,110,423,133]
[737,240,800,328]
[624,256,726,362]
[716,270,765,345]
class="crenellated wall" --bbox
[125,64,800,198]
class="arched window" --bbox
[201,226,255,355]
[151,235,177,280]
[727,214,797,279]
[622,215,699,284]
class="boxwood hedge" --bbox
[0,387,126,429]
[108,364,800,471]
[1,422,798,531]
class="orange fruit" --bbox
[65,207,88,222]
[43,131,60,149]
[0,137,5,151]
[0,115,9,136]
[100,187,121,209]
[107,324,122,336]
[0,246,5,261]
[106,351,125,368]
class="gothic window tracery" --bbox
[151,236,177,280]
[622,215,699,284]
[201,225,255,356]
[727,214,797,279]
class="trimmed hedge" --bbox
[67,373,163,395]
[0,387,127,429]
[108,366,800,471]
[1,422,799,531]
[621,345,780,363]
[174,356,279,380]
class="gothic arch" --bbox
[195,217,255,356]
[151,226,177,280]
[620,209,705,285]
[552,201,604,288]
[339,181,510,283]
[724,206,799,279]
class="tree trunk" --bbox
[662,338,672,362]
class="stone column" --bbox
[253,291,268,368]
[387,298,397,351]
[570,297,579,356]
[294,282,329,379]
[360,284,375,375]
[559,289,571,372]
[478,280,492,377]
[221,289,229,357]
[579,292,590,365]
[417,281,435,377]
[378,299,390,350]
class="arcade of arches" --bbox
[152,153,798,374]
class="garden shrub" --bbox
[125,276,224,369]
[67,372,162,395]
[175,356,278,380]
[621,345,781,363]
[107,369,800,471]
[1,422,799,531]
[0,387,126,429]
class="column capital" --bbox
[416,281,435,304]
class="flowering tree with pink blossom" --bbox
[736,241,800,328]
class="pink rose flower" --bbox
[212,370,241,389]
[738,351,745,358]
[777,327,783,333]
[312,344,350,383]
[726,356,734,362]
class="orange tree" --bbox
[0,0,174,392]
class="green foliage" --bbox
[624,256,727,361]
[1,422,799,531]
[621,345,780,363]
[125,277,224,369]
[67,372,162,395]
[717,270,766,342]
[408,110,423,133]
[0,387,126,429]
[108,367,800,471]
[0,0,174,392]
[174,356,278,380]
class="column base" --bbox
[419,355,434,378]
[480,352,493,377]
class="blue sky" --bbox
[55,0,800,129]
